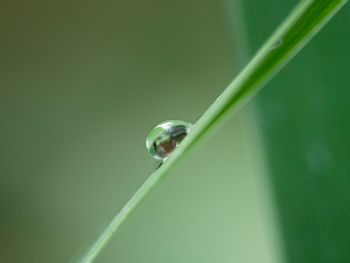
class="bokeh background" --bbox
[1,0,349,262]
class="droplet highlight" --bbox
[146,120,192,160]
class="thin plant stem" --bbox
[76,0,348,262]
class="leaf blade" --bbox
[77,0,348,262]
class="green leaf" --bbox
[242,0,350,262]
[76,0,348,262]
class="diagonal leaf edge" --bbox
[76,0,348,262]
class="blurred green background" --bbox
[1,0,349,262]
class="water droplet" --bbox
[146,120,192,160]
[271,39,283,50]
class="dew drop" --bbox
[271,39,283,50]
[146,120,192,160]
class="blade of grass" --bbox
[76,0,348,262]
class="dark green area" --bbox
[242,1,350,262]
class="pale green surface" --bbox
[1,1,348,263]
[77,0,347,262]
[95,116,284,263]
[0,2,273,262]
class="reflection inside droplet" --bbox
[146,120,192,160]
